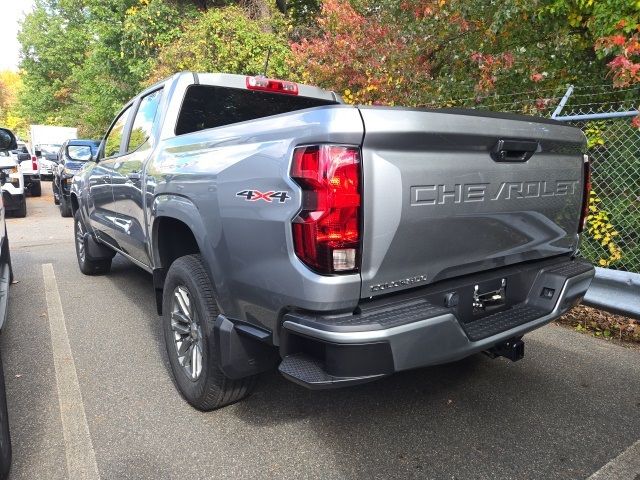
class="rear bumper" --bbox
[279,257,594,389]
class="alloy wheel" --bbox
[170,286,203,381]
[76,220,85,263]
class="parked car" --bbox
[35,144,61,180]
[71,72,594,411]
[0,150,26,219]
[10,142,40,197]
[0,127,16,479]
[53,139,100,217]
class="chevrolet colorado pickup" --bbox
[71,72,595,410]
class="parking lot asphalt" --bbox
[0,182,638,480]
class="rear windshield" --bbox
[175,85,336,136]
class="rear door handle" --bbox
[492,139,539,162]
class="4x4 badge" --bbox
[236,190,291,203]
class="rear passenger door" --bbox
[88,105,133,247]
[110,88,163,266]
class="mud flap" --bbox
[84,233,116,261]
[213,315,279,379]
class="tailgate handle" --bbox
[492,139,538,162]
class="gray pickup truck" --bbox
[71,72,595,410]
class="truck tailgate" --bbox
[358,107,586,298]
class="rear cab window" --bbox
[175,85,338,136]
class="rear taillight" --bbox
[578,154,591,233]
[246,76,298,95]
[31,155,38,171]
[291,145,361,274]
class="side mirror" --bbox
[0,129,17,152]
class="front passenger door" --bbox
[111,88,163,265]
[88,105,133,247]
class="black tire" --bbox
[59,195,72,217]
[30,181,41,197]
[163,255,256,411]
[12,199,26,219]
[52,181,60,205]
[0,355,12,480]
[74,210,111,275]
[5,231,12,285]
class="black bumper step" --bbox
[461,304,547,341]
[278,354,385,389]
[283,298,448,333]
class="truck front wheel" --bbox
[59,195,72,217]
[162,254,256,410]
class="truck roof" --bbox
[143,71,341,104]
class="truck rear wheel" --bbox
[162,254,256,411]
[30,181,41,197]
[13,199,26,219]
[74,211,112,275]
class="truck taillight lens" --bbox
[31,155,38,171]
[246,76,298,95]
[578,154,591,233]
[291,145,361,274]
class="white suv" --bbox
[11,142,41,197]
[0,151,26,217]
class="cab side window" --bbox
[127,89,162,153]
[103,106,132,159]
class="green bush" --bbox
[149,6,294,84]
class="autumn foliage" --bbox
[596,22,640,127]
[291,0,430,106]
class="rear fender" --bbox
[151,194,232,315]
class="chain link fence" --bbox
[565,112,640,273]
[435,84,640,274]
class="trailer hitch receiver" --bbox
[485,338,524,362]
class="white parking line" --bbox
[43,263,100,480]
[588,439,640,480]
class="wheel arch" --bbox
[151,195,229,315]
[69,192,80,216]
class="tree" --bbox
[0,71,28,138]
[150,5,293,83]
[17,0,196,137]
[290,0,639,114]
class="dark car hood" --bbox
[65,160,87,171]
